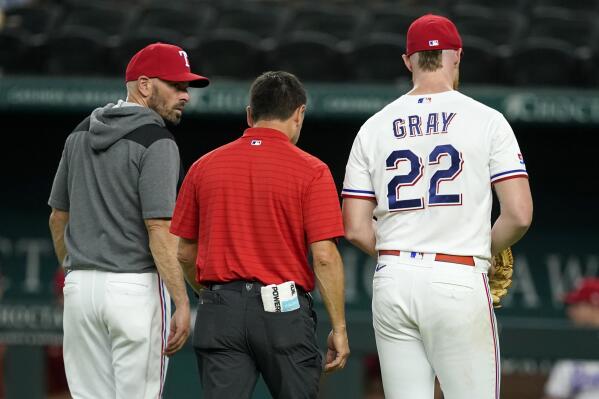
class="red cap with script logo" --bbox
[565,278,599,305]
[406,14,462,56]
[125,42,210,88]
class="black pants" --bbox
[193,282,323,399]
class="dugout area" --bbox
[0,80,598,398]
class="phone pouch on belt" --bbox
[260,281,300,312]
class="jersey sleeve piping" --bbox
[492,174,529,185]
[341,188,376,198]
[490,169,528,183]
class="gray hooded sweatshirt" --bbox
[49,101,181,273]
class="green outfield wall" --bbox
[0,211,597,398]
[2,77,599,124]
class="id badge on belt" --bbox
[260,281,300,312]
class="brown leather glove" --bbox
[489,248,514,308]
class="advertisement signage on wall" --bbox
[1,224,596,345]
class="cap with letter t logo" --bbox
[125,42,210,87]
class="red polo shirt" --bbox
[170,127,344,291]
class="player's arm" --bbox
[176,237,204,294]
[48,135,71,265]
[491,177,533,256]
[342,198,377,257]
[145,218,190,356]
[311,239,350,373]
[49,208,69,264]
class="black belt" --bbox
[209,280,308,296]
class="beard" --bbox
[148,86,183,125]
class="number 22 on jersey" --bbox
[386,144,463,211]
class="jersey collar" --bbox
[242,127,290,141]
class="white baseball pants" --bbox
[372,254,500,399]
[63,270,171,399]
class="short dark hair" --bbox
[417,50,443,72]
[249,71,307,122]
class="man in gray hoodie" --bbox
[48,42,209,399]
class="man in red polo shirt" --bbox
[170,71,349,399]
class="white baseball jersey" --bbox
[342,90,527,262]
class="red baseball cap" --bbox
[565,278,599,305]
[406,14,462,56]
[126,42,210,88]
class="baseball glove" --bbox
[489,248,514,308]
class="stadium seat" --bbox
[140,0,215,8]
[0,31,26,75]
[588,52,599,87]
[529,0,598,12]
[128,4,214,41]
[214,3,289,40]
[2,5,60,38]
[396,0,449,11]
[58,3,132,40]
[269,32,349,82]
[529,7,595,49]
[191,30,266,80]
[458,36,504,85]
[507,38,585,86]
[112,30,186,75]
[349,34,410,83]
[43,29,111,76]
[454,0,528,12]
[453,6,526,46]
[360,6,447,39]
[282,5,365,42]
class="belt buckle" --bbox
[245,282,253,291]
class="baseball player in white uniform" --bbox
[342,15,533,399]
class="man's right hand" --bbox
[164,302,191,356]
[324,328,350,373]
